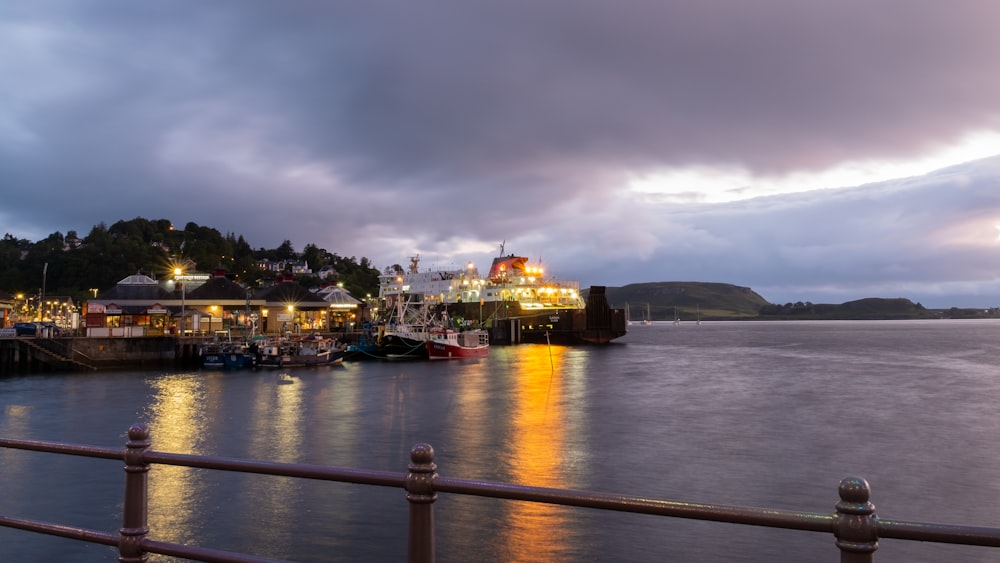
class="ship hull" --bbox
[440,286,627,345]
[426,340,489,360]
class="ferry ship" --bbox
[377,247,627,345]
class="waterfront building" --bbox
[183,269,263,336]
[0,292,12,327]
[81,271,363,337]
[253,275,331,334]
[314,283,362,331]
[85,273,173,337]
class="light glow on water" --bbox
[505,344,571,562]
[4,320,1000,562]
[145,373,209,549]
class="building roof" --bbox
[254,278,329,309]
[186,272,252,301]
[97,273,171,301]
[315,285,362,306]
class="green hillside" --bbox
[604,282,769,321]
[757,297,936,319]
[600,283,984,320]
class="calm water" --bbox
[3,320,1000,562]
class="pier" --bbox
[0,335,214,374]
[3,425,1000,561]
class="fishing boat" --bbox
[256,334,343,367]
[378,244,627,345]
[343,297,433,360]
[200,339,256,369]
[379,295,434,359]
[425,328,489,360]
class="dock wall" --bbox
[0,336,209,374]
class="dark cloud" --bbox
[2,1,1000,307]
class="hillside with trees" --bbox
[0,218,382,305]
[604,283,994,320]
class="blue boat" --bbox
[200,340,256,369]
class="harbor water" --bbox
[3,320,1000,562]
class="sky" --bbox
[3,1,1000,308]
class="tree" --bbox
[0,217,385,305]
[275,240,296,261]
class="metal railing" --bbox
[3,424,1000,562]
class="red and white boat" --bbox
[425,328,489,360]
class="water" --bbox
[3,320,1000,562]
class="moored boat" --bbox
[200,340,256,369]
[425,328,489,360]
[378,244,627,344]
[256,334,343,367]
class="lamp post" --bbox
[41,262,47,321]
[174,267,185,335]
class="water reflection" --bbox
[144,373,208,549]
[504,344,571,562]
[0,404,35,511]
[237,371,308,556]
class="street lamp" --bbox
[174,267,185,335]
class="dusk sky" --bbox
[3,1,1000,308]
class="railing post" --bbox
[406,443,437,563]
[119,424,151,563]
[835,476,878,563]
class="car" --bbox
[14,322,39,336]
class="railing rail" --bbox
[3,425,1000,562]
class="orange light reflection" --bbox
[506,344,570,561]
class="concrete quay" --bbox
[0,336,210,374]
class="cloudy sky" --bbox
[3,1,1000,307]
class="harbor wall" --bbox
[0,332,367,374]
[0,336,209,374]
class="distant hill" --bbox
[603,282,769,321]
[757,297,935,319]
[599,283,988,320]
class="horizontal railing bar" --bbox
[433,476,835,533]
[0,515,118,547]
[144,450,406,488]
[0,439,407,488]
[0,437,122,460]
[0,515,292,563]
[878,520,1000,547]
[140,538,292,563]
[8,434,1000,558]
